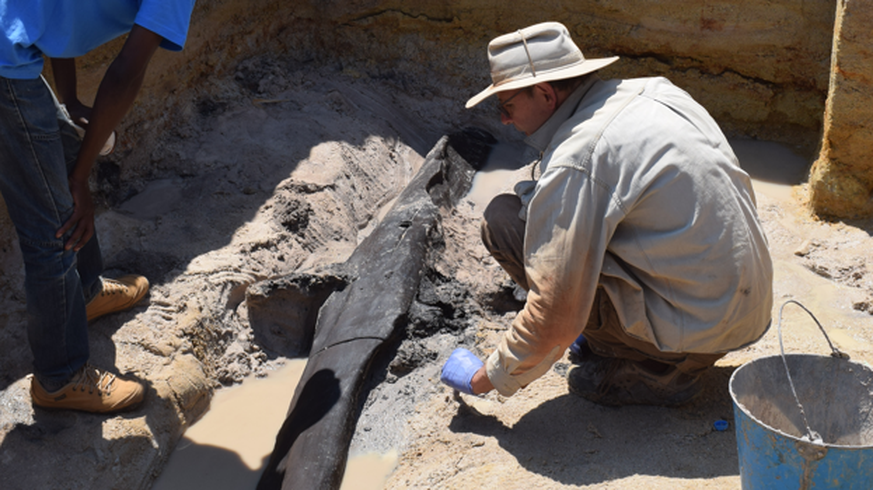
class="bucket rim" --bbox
[729,353,873,450]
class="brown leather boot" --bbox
[86,275,149,321]
[31,364,145,413]
[567,355,703,407]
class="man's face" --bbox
[497,85,556,136]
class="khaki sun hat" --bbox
[465,22,619,109]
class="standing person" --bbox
[0,0,196,413]
[441,22,773,406]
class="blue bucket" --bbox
[729,301,873,489]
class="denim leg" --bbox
[77,233,104,304]
[0,76,93,387]
[60,122,104,302]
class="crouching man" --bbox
[442,22,773,406]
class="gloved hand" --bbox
[440,348,484,395]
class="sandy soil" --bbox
[377,180,873,490]
[1,53,872,490]
[358,100,873,489]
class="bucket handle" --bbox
[777,299,849,443]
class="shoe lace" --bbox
[72,365,116,395]
[100,279,126,297]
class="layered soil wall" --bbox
[809,0,873,218]
[2,0,845,324]
[49,0,838,173]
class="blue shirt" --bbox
[0,0,195,79]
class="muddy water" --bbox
[730,139,809,202]
[151,359,396,489]
[466,141,531,209]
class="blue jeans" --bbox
[0,76,104,389]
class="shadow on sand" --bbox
[448,365,740,486]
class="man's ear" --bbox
[534,83,559,111]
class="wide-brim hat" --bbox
[466,22,619,108]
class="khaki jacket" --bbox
[486,77,773,396]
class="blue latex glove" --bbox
[440,348,484,395]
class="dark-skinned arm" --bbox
[54,25,163,251]
[49,58,92,123]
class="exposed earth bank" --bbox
[2,3,873,489]
[1,54,872,490]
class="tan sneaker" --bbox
[31,364,145,413]
[86,275,149,321]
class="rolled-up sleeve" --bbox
[487,162,616,396]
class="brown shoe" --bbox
[567,355,703,407]
[31,364,145,413]
[86,275,149,321]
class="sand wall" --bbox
[1,0,852,308]
[809,0,873,218]
[48,0,837,168]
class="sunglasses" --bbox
[497,90,524,118]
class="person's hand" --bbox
[65,100,92,128]
[56,175,95,251]
[441,348,484,395]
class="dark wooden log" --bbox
[257,128,494,490]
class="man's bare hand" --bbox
[66,101,92,128]
[470,366,495,395]
[56,176,95,251]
